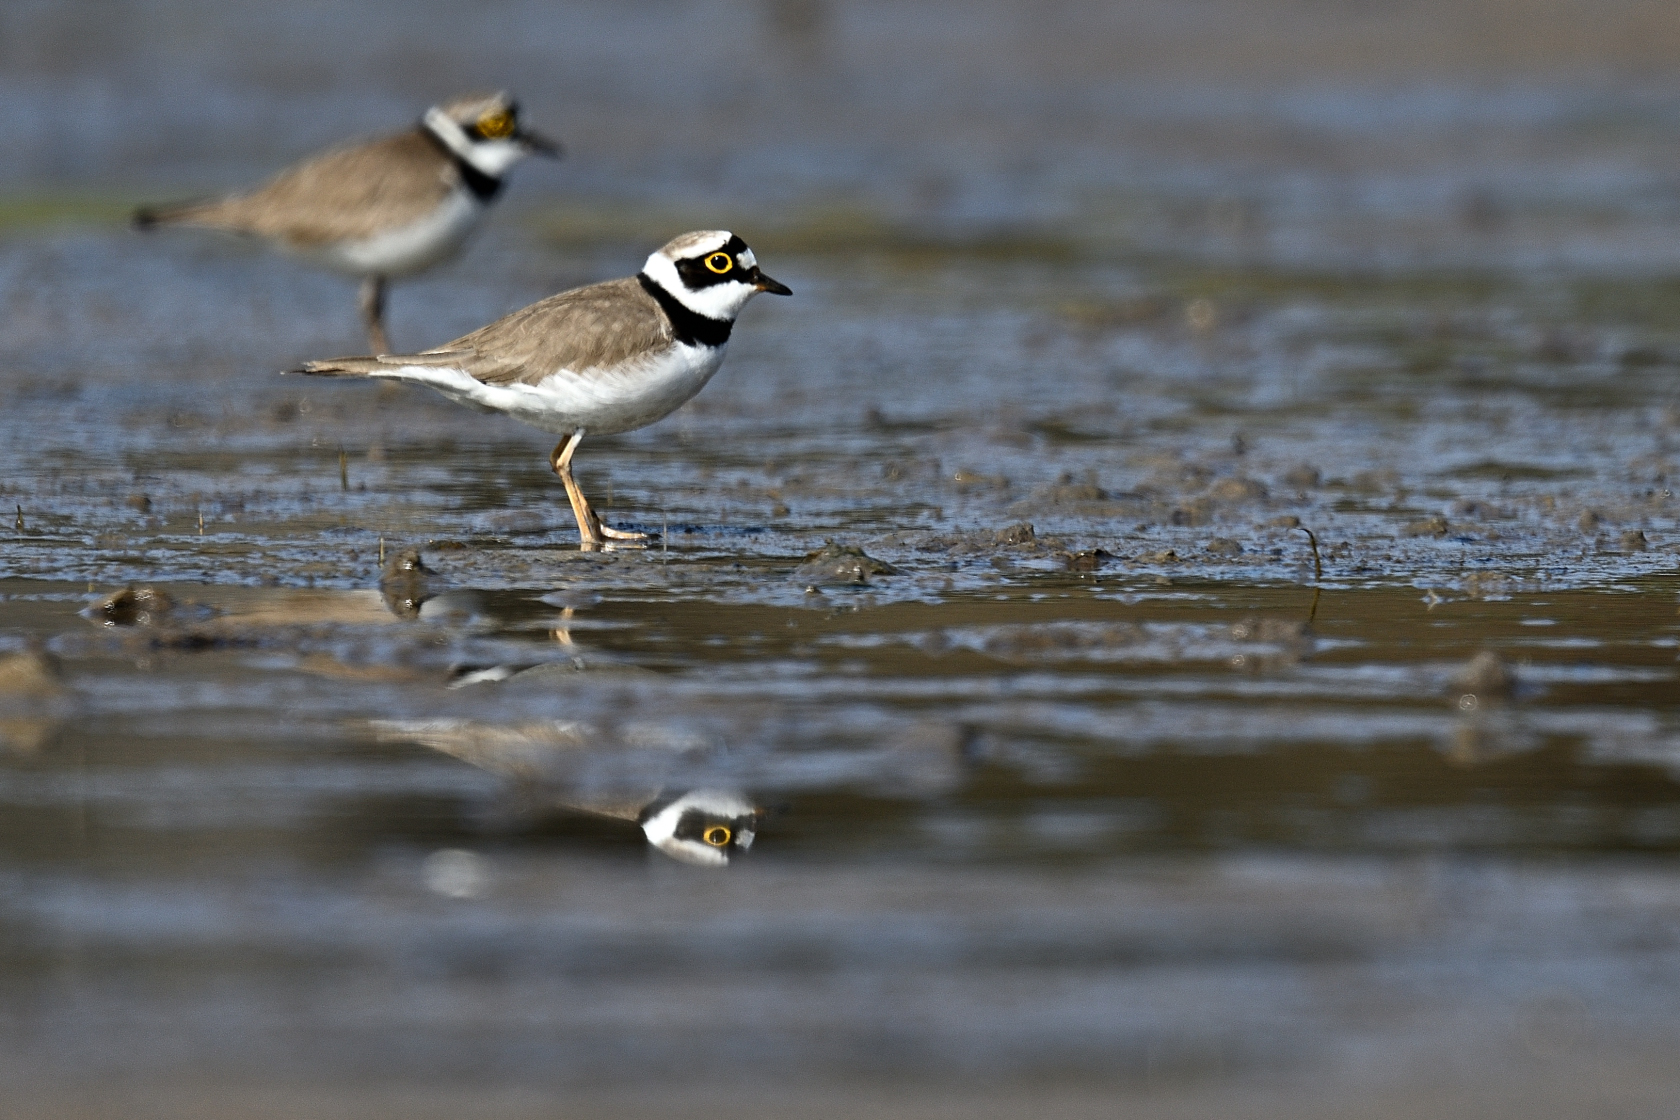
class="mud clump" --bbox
[1207,477,1267,503]
[1619,530,1648,552]
[911,523,1053,557]
[90,586,174,626]
[1401,516,1450,538]
[1451,500,1505,520]
[382,547,433,578]
[380,547,437,619]
[1036,474,1108,504]
[1282,465,1321,490]
[1061,549,1113,572]
[950,470,1010,492]
[795,542,900,586]
[1205,537,1243,558]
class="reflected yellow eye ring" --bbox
[477,110,515,139]
[704,252,733,274]
[702,825,732,847]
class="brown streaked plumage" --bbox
[138,131,465,247]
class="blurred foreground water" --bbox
[3,1,1680,1116]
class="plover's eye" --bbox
[476,110,515,139]
[702,825,732,846]
[704,252,733,274]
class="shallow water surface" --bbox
[4,230,1680,1113]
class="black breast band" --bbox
[638,273,732,348]
[420,127,504,202]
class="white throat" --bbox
[642,251,759,322]
[422,107,528,178]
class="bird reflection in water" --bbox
[371,718,760,866]
[371,553,759,866]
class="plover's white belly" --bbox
[387,342,728,436]
[306,189,485,278]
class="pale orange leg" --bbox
[551,432,601,548]
[550,606,575,646]
[548,433,651,547]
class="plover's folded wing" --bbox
[136,131,456,244]
[432,276,675,386]
[294,276,674,381]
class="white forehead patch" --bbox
[736,248,757,269]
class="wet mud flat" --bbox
[2,221,1680,1116]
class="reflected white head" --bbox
[640,789,760,867]
[639,230,793,324]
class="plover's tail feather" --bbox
[133,197,233,231]
[293,356,395,377]
[291,349,477,378]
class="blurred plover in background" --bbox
[135,91,559,351]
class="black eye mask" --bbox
[672,809,753,848]
[673,235,753,289]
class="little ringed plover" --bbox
[135,91,558,352]
[296,230,791,547]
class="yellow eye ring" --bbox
[704,252,733,274]
[477,111,515,139]
[702,825,732,847]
